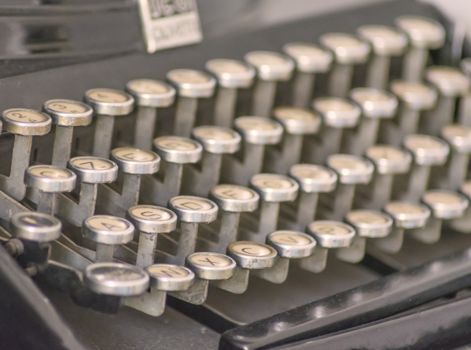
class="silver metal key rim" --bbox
[210,184,259,212]
[2,108,52,136]
[169,196,218,223]
[127,205,177,233]
[25,165,77,193]
[421,190,469,220]
[153,136,203,164]
[84,88,134,116]
[267,230,317,258]
[68,156,118,184]
[289,164,338,193]
[83,215,134,245]
[227,241,278,269]
[205,58,255,88]
[307,220,356,248]
[111,147,160,174]
[43,99,93,126]
[192,125,241,154]
[250,173,299,202]
[11,212,61,242]
[383,201,431,229]
[125,79,176,107]
[345,210,393,238]
[166,69,216,98]
[186,252,236,280]
[146,263,194,291]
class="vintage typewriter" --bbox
[2,0,471,349]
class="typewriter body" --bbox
[1,1,471,349]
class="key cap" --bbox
[287,164,337,230]
[127,205,177,268]
[0,108,51,200]
[282,42,333,107]
[11,212,61,243]
[167,69,216,136]
[374,201,430,254]
[411,190,468,244]
[184,125,241,196]
[300,220,355,273]
[98,147,160,217]
[84,262,149,296]
[82,215,134,262]
[244,51,294,117]
[423,67,469,135]
[206,58,255,127]
[58,156,118,226]
[25,165,76,214]
[165,196,218,265]
[222,116,283,185]
[141,136,202,205]
[304,97,360,163]
[247,173,298,240]
[43,99,93,167]
[362,145,411,209]
[320,33,370,97]
[395,15,445,82]
[384,80,437,146]
[84,88,134,158]
[346,87,398,155]
[125,79,176,150]
[265,106,321,173]
[357,25,408,89]
[399,134,449,201]
[337,210,392,263]
[450,181,471,233]
[322,154,373,220]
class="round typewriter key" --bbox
[227,241,277,269]
[186,252,236,280]
[146,264,194,291]
[192,126,240,154]
[250,173,299,202]
[404,134,449,166]
[2,108,51,136]
[11,212,61,242]
[68,156,118,184]
[267,230,316,258]
[320,33,370,97]
[289,164,337,193]
[345,210,392,238]
[153,136,202,164]
[307,220,356,248]
[422,190,468,220]
[384,201,430,229]
[396,15,445,82]
[234,116,283,145]
[283,42,333,107]
[357,25,408,89]
[169,196,218,223]
[273,106,320,135]
[84,262,149,296]
[25,165,76,193]
[43,99,93,127]
[210,184,259,213]
[111,147,160,175]
[327,154,374,184]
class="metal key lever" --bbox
[299,220,355,273]
[245,51,294,117]
[357,25,407,89]
[140,136,202,206]
[57,156,118,226]
[396,15,445,82]
[282,42,332,107]
[336,210,392,263]
[264,107,320,174]
[373,201,430,254]
[320,33,370,98]
[450,181,471,233]
[125,79,176,150]
[206,58,255,127]
[97,147,160,217]
[410,190,468,244]
[0,108,51,200]
[222,116,283,185]
[124,263,194,317]
[43,99,93,167]
[183,126,240,197]
[84,88,134,158]
[167,69,216,137]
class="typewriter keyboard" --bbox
[2,2,471,349]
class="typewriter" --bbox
[2,0,471,349]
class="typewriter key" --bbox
[288,164,337,230]
[307,220,356,248]
[395,15,445,82]
[347,88,398,155]
[25,165,76,214]
[267,230,316,258]
[11,212,61,242]
[411,190,468,244]
[83,215,134,262]
[400,134,449,201]
[84,262,149,296]
[244,51,294,117]
[68,156,118,184]
[186,252,236,280]
[126,79,176,149]
[185,126,241,196]
[223,116,283,185]
[146,264,194,291]
[424,67,470,135]
[0,108,51,200]
[282,42,333,107]
[128,205,177,267]
[320,33,370,97]
[357,25,408,89]
[44,99,93,167]
[374,201,430,254]
[111,147,160,175]
[167,69,216,136]
[385,80,437,145]
[84,88,134,158]
[228,241,277,269]
[265,106,321,173]
[206,58,255,127]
